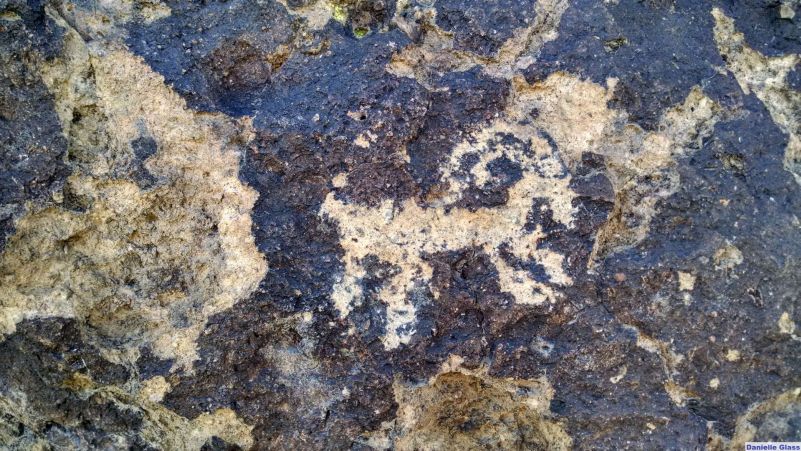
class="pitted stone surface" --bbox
[1,0,800,449]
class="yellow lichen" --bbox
[361,356,571,450]
[725,349,741,362]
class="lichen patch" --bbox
[625,323,693,407]
[713,243,744,270]
[708,388,801,450]
[54,0,171,40]
[588,85,722,261]
[0,379,254,450]
[713,8,801,185]
[0,12,266,371]
[778,311,797,336]
[388,0,570,86]
[678,271,696,291]
[366,357,571,450]
[277,0,334,31]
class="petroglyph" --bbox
[321,72,721,349]
[4,0,801,448]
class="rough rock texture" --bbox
[1,0,800,449]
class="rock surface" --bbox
[1,0,800,449]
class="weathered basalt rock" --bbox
[1,0,800,449]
